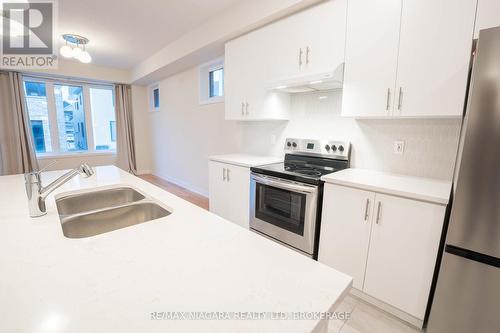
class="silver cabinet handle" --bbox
[375,201,382,224]
[226,168,230,182]
[223,168,226,181]
[364,198,370,221]
[245,102,249,115]
[306,46,310,64]
[241,102,245,115]
[397,87,403,111]
[386,88,391,111]
[299,48,303,67]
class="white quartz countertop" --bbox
[0,166,351,333]
[209,154,283,167]
[321,169,452,205]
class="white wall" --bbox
[24,59,131,84]
[240,91,462,181]
[148,66,242,196]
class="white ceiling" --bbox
[57,0,245,69]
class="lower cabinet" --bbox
[208,161,250,228]
[319,183,446,321]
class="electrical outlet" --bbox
[394,140,405,154]
[270,134,277,145]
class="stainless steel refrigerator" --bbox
[426,26,500,332]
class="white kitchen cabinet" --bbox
[224,0,346,120]
[474,0,500,38]
[319,183,446,321]
[363,193,446,320]
[341,0,402,118]
[319,184,375,290]
[395,0,476,117]
[208,161,250,228]
[225,31,290,121]
[342,0,476,118]
[265,0,347,80]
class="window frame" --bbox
[23,76,117,158]
[199,57,224,105]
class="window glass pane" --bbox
[54,84,88,152]
[209,68,224,98]
[153,88,159,108]
[89,87,116,151]
[23,81,52,153]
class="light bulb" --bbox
[60,45,73,58]
[78,51,91,63]
[71,46,82,58]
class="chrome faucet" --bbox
[25,163,95,217]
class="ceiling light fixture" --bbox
[60,34,92,64]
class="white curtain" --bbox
[0,72,39,175]
[115,84,137,174]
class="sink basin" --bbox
[56,187,145,216]
[55,185,171,238]
[60,201,171,239]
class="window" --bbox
[153,87,160,109]
[199,57,224,104]
[149,83,160,112]
[209,68,224,98]
[23,78,116,156]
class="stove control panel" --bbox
[284,138,350,160]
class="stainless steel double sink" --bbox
[55,186,171,238]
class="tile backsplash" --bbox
[240,90,462,180]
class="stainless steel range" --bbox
[250,138,350,258]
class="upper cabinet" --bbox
[225,29,291,121]
[224,0,347,121]
[265,0,347,80]
[342,0,477,118]
[341,0,402,118]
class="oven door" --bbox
[250,173,319,255]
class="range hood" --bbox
[268,63,344,93]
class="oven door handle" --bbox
[251,174,318,194]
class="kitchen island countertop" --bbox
[0,165,351,333]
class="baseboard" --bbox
[136,169,152,175]
[152,172,209,198]
[349,288,424,329]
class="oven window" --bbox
[255,183,306,236]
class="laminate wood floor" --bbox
[138,174,209,210]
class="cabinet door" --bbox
[318,184,375,290]
[224,164,251,228]
[266,0,347,80]
[225,29,290,121]
[208,161,250,228]
[298,0,347,75]
[264,11,303,81]
[224,38,251,120]
[394,0,476,117]
[208,161,230,217]
[363,193,446,320]
[341,0,402,117]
